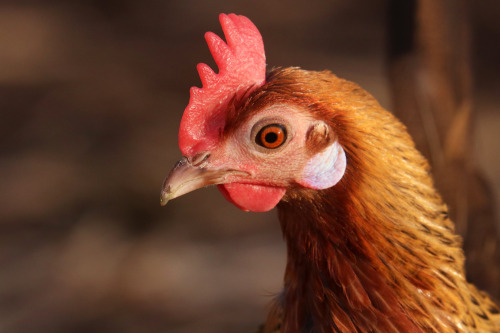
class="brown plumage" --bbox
[161,14,500,333]
[253,68,500,332]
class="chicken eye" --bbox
[255,124,287,149]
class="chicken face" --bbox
[160,14,347,212]
[161,103,346,212]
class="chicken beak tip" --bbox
[160,196,169,207]
[160,184,172,207]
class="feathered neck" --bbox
[252,67,498,332]
[277,154,466,332]
[274,85,466,332]
[277,190,426,332]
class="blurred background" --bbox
[0,1,499,332]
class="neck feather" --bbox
[259,67,494,332]
[276,123,466,332]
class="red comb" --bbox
[178,13,266,156]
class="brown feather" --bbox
[241,67,500,332]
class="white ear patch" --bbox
[299,141,346,190]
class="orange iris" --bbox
[257,124,287,149]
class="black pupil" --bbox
[265,132,278,143]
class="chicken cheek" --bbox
[299,141,346,189]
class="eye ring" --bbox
[255,124,287,149]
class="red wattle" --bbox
[217,183,286,212]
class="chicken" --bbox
[160,13,500,332]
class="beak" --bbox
[160,154,249,206]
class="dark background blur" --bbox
[1,1,499,332]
